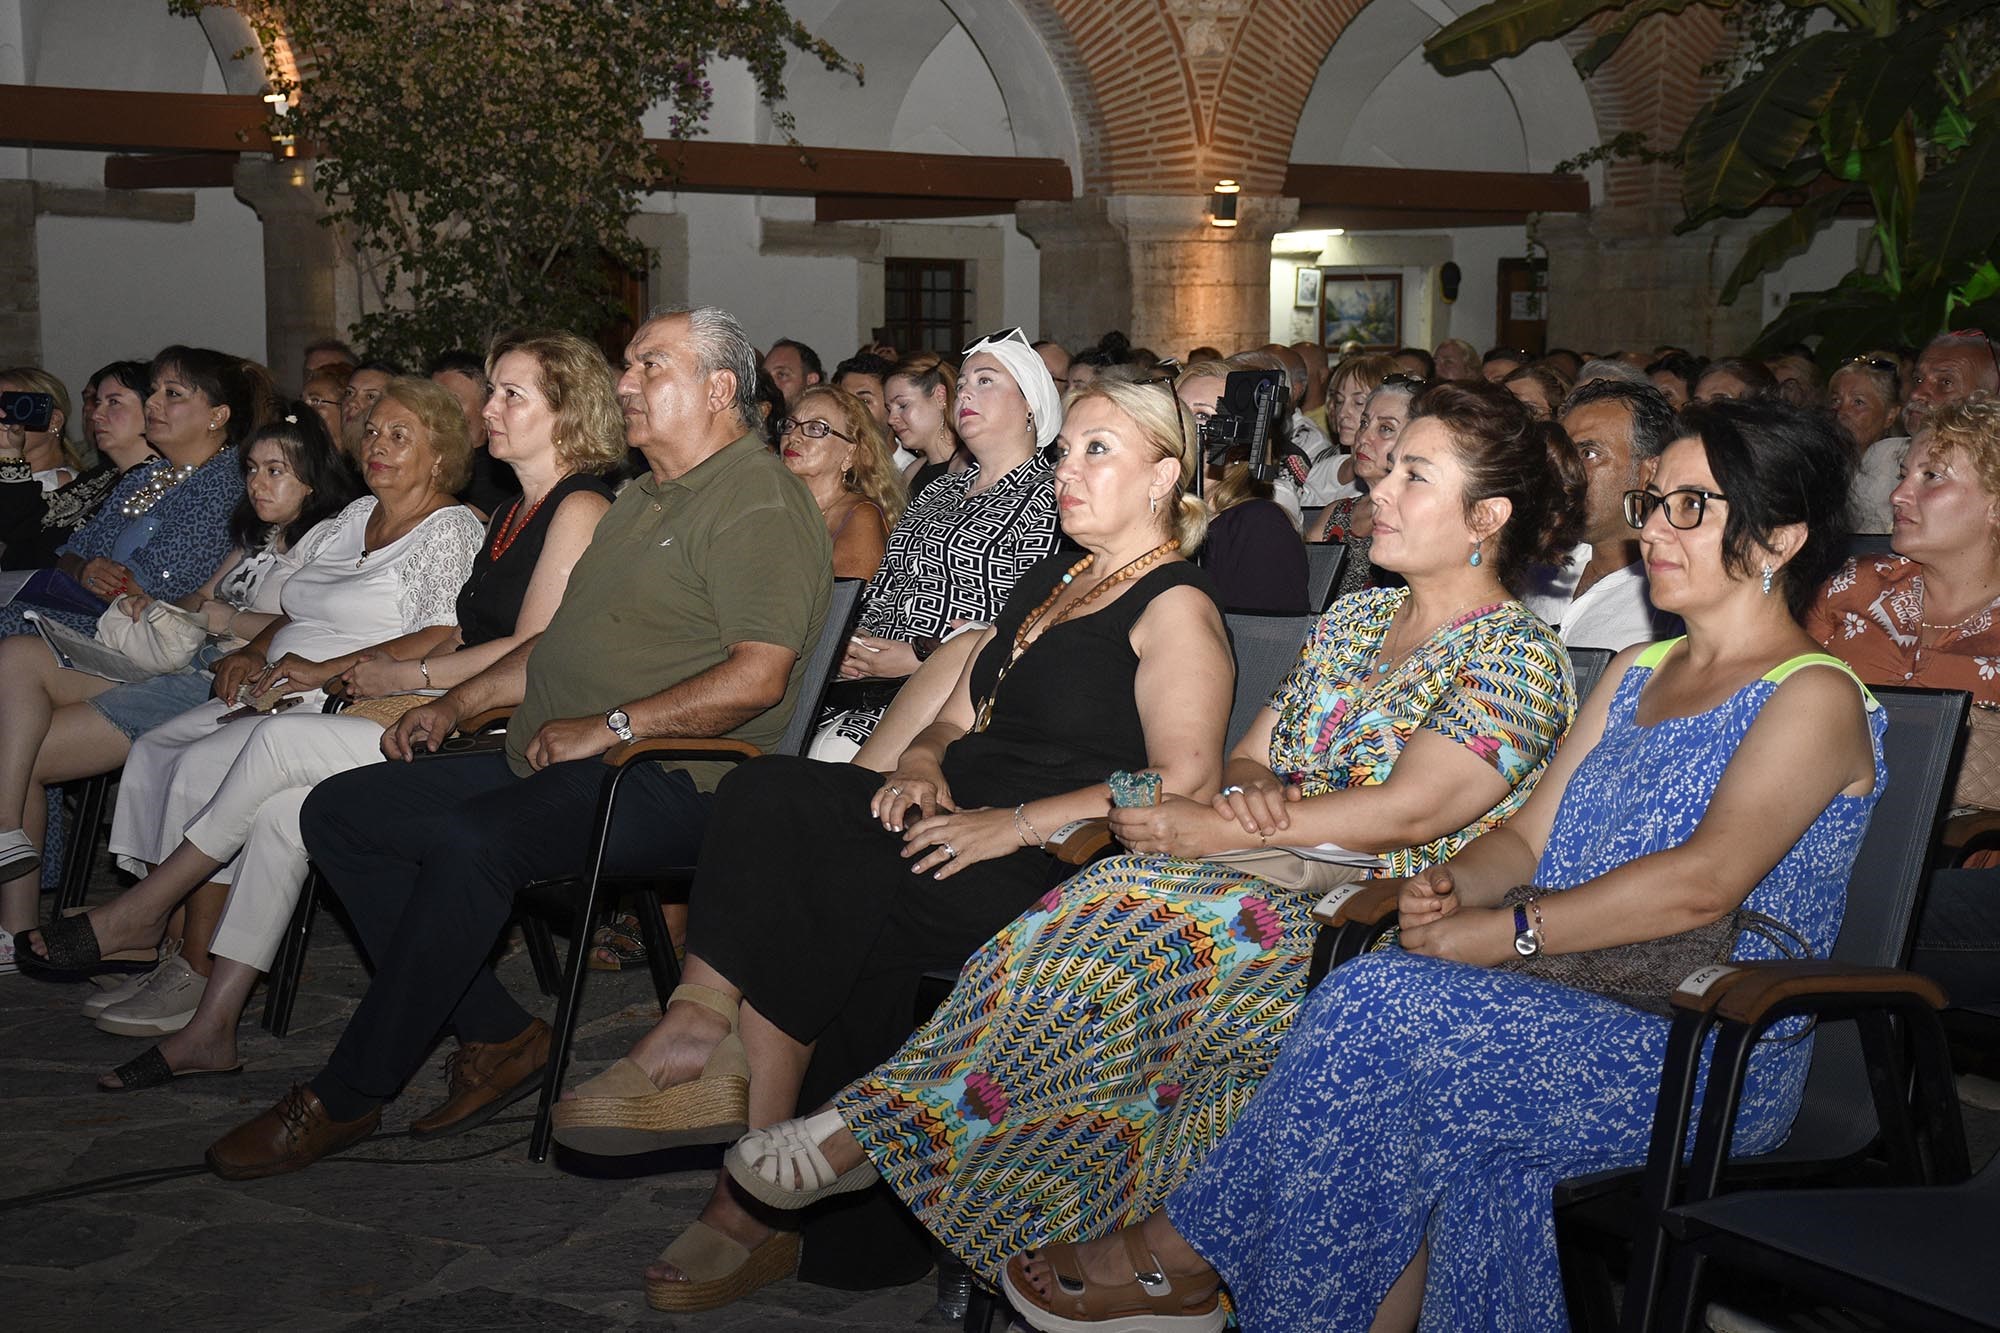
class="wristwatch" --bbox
[1512,899,1544,957]
[606,707,634,742]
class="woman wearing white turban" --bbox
[813,327,1062,758]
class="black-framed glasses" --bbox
[777,416,854,443]
[1624,487,1728,530]
[964,326,1029,355]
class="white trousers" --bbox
[109,698,260,881]
[182,712,386,972]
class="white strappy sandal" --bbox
[724,1108,880,1210]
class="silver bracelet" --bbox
[1013,803,1044,847]
[417,658,431,686]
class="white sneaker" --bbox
[0,926,16,976]
[82,939,182,1018]
[0,828,39,882]
[94,952,206,1036]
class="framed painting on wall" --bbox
[1294,265,1321,309]
[1321,272,1402,350]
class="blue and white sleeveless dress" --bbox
[1165,641,1888,1331]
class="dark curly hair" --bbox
[1408,380,1587,595]
[1670,398,1853,619]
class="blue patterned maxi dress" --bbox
[1167,642,1887,1331]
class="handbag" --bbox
[1493,884,1811,1017]
[335,692,436,728]
[1201,846,1371,896]
[1953,703,2000,812]
[93,596,212,675]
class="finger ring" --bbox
[1219,785,1245,797]
[887,785,902,796]
[940,842,957,859]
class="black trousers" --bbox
[298,750,711,1120]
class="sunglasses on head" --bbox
[1380,373,1427,390]
[965,327,1030,355]
[1844,355,1899,375]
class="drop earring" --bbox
[1150,493,1159,515]
[1468,545,1483,568]
[1760,563,1774,596]
[1026,409,1035,434]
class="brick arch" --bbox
[1573,6,1734,208]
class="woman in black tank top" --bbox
[549,378,1238,1312]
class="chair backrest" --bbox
[1776,685,1966,1162]
[1301,505,1326,538]
[774,578,864,758]
[1224,611,1318,750]
[1304,544,1345,612]
[1847,533,1896,560]
[1567,646,1614,703]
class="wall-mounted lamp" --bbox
[1208,179,1240,228]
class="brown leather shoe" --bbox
[409,1017,551,1140]
[206,1084,380,1180]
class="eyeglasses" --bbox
[304,395,340,410]
[777,415,855,443]
[1624,487,1728,530]
[1380,373,1427,390]
[964,327,1030,355]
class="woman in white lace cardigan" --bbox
[20,378,483,988]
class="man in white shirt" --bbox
[1524,380,1680,652]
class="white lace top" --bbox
[268,497,483,663]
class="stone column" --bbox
[0,181,40,368]
[233,158,340,387]
[1019,193,1298,356]
[1539,205,1770,354]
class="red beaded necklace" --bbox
[489,489,553,562]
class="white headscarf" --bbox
[962,328,1063,450]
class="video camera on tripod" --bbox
[1194,368,1289,495]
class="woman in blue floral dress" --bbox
[1000,398,1883,1332]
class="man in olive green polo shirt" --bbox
[208,308,831,1179]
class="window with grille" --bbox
[884,258,969,353]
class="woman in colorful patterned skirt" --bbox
[1000,398,1879,1331]
[721,381,1589,1286]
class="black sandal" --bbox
[15,915,151,981]
[99,1045,243,1093]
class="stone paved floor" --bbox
[5,883,1995,1333]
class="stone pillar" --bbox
[1019,193,1298,356]
[1539,205,1770,355]
[0,181,40,368]
[233,158,340,387]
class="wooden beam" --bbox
[1295,204,1550,232]
[0,83,271,153]
[1284,163,1590,215]
[651,140,1070,202]
[105,153,241,190]
[814,194,1018,222]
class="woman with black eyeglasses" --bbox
[776,384,905,580]
[994,397,1883,1333]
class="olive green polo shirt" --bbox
[506,431,832,789]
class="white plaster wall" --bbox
[1268,224,1525,355]
[36,188,267,398]
[1758,217,1870,330]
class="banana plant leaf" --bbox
[1819,23,1945,162]
[1720,184,1857,305]
[1425,0,1630,74]
[1681,30,1864,225]
[1753,277,1947,362]
[1907,104,2000,290]
[1572,0,1726,77]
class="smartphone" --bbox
[0,391,54,434]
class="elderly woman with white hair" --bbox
[814,327,1061,758]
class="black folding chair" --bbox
[1304,543,1345,613]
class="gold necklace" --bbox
[971,540,1180,732]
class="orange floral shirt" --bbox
[1806,554,2000,703]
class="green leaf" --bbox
[1719,184,1856,305]
[1572,0,1722,77]
[1951,261,2000,314]
[1752,280,1945,363]
[1424,0,1628,75]
[1681,30,1864,225]
[1818,24,1945,160]
[1908,105,2000,290]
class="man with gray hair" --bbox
[1852,330,2000,532]
[1573,357,1650,388]
[208,306,833,1178]
[1522,380,1679,650]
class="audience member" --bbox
[1311,374,1421,599]
[1000,396,1877,1333]
[1501,361,1572,420]
[201,307,830,1180]
[1542,347,1584,380]
[300,363,350,442]
[816,328,1060,758]
[1392,346,1435,381]
[0,364,144,570]
[1481,347,1525,382]
[0,409,355,971]
[554,373,1234,1312]
[0,366,83,493]
[1523,380,1679,649]
[431,348,518,515]
[831,351,895,430]
[1575,357,1648,387]
[762,337,823,406]
[778,384,903,581]
[1030,339,1071,393]
[1906,330,2000,436]
[339,361,399,461]
[734,380,1586,1301]
[1767,352,1824,409]
[1646,351,1704,408]
[1834,351,1908,533]
[883,351,962,498]
[1176,360,1307,612]
[1432,338,1478,382]
[1267,349,1383,521]
[752,367,786,449]
[1290,340,1331,436]
[1692,355,1776,402]
[301,338,357,386]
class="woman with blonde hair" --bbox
[0,366,85,491]
[779,383,906,581]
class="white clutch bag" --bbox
[93,596,212,676]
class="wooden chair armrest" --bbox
[604,737,763,767]
[1668,960,1949,1025]
[458,706,514,733]
[1047,818,1115,865]
[1319,879,1398,927]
